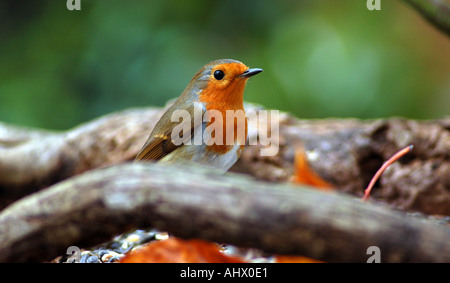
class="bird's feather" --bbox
[135,102,205,162]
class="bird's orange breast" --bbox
[199,74,248,155]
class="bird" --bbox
[135,59,263,172]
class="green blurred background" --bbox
[0,0,449,130]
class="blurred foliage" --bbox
[0,0,448,130]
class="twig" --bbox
[363,145,414,201]
[401,0,450,36]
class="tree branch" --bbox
[0,163,448,263]
[402,0,450,36]
[1,105,449,215]
[0,108,162,207]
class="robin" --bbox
[135,59,263,172]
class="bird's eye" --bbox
[213,70,225,80]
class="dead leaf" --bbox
[292,147,334,190]
[275,255,324,263]
[119,237,246,263]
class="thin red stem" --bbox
[362,145,414,202]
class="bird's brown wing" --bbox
[134,103,204,162]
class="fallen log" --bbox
[0,163,448,263]
[1,104,448,214]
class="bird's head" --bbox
[187,59,263,110]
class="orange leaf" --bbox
[292,147,334,190]
[119,237,246,263]
[275,255,324,263]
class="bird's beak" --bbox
[240,68,263,78]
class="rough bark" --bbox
[0,163,448,263]
[235,114,450,215]
[1,105,449,215]
[0,107,162,208]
